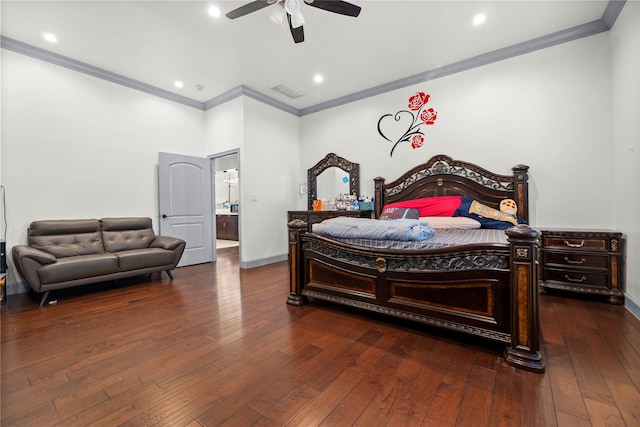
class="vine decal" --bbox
[377,92,438,157]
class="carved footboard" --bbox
[287,220,544,373]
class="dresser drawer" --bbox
[543,236,608,252]
[539,229,625,304]
[543,251,608,270]
[543,268,609,288]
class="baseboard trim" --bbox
[625,294,640,321]
[7,280,30,295]
[240,254,287,269]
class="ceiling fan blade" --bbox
[288,14,305,43]
[306,0,361,17]
[226,0,273,19]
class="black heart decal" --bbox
[377,110,414,144]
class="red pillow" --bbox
[383,196,462,217]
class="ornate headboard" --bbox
[374,154,529,221]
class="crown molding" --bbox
[202,85,300,116]
[602,0,626,29]
[238,85,301,116]
[203,86,244,110]
[1,0,625,117]
[0,36,206,110]
[299,19,610,116]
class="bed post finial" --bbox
[374,177,385,218]
[512,164,530,223]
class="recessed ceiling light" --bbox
[473,13,486,26]
[43,33,58,43]
[208,5,221,17]
[174,81,184,88]
[314,74,324,84]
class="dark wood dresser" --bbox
[287,210,372,231]
[216,214,238,240]
[539,229,624,304]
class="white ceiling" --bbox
[1,1,614,112]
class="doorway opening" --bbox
[212,151,240,257]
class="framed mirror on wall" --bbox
[307,153,359,210]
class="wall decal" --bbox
[377,92,438,157]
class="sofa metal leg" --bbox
[165,270,174,280]
[39,291,50,307]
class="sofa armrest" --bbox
[12,245,58,292]
[150,236,185,251]
[13,245,57,265]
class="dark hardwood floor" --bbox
[2,248,639,426]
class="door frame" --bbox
[209,148,241,260]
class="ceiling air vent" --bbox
[271,82,306,99]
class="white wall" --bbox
[301,33,614,229]
[204,96,244,155]
[205,96,300,267]
[239,97,300,267]
[1,51,206,289]
[611,2,640,310]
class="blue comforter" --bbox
[312,217,435,241]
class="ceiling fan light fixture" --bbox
[290,11,305,28]
[270,4,286,25]
[284,0,300,15]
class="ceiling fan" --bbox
[225,0,361,44]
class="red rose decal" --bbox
[378,91,438,156]
[411,135,424,149]
[420,108,437,125]
[408,92,429,111]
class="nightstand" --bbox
[539,229,625,304]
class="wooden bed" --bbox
[287,154,544,372]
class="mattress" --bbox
[316,228,509,250]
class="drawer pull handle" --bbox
[564,257,586,265]
[564,240,585,248]
[565,274,586,283]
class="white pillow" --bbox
[420,216,481,229]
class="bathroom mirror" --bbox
[307,153,359,210]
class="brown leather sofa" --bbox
[12,217,185,306]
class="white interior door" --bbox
[158,152,214,266]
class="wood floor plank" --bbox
[455,365,496,427]
[487,362,524,427]
[2,250,640,427]
[563,335,617,406]
[583,397,626,427]
[522,368,557,426]
[545,341,589,421]
[539,296,565,345]
[422,382,465,427]
[285,367,364,426]
[320,332,410,426]
[604,379,640,426]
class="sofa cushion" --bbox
[38,253,119,285]
[28,219,104,258]
[101,217,156,252]
[116,248,176,272]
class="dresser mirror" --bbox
[307,153,360,210]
